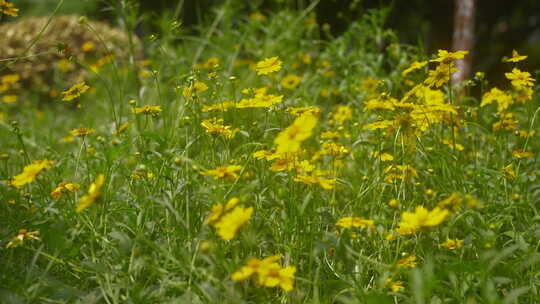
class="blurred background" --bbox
[7,0,540,86]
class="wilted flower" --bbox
[6,229,40,248]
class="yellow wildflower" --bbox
[505,68,535,88]
[503,164,516,180]
[6,229,40,248]
[258,264,296,292]
[402,60,428,76]
[232,254,281,281]
[280,74,301,89]
[214,205,253,240]
[440,238,464,250]
[332,105,352,125]
[505,50,527,63]
[202,101,236,112]
[76,174,105,213]
[200,118,239,139]
[2,95,18,103]
[336,217,375,229]
[396,206,450,235]
[132,105,162,115]
[62,82,90,102]
[201,165,242,180]
[371,151,394,162]
[206,197,240,225]
[294,174,336,190]
[0,0,18,17]
[51,182,80,199]
[255,56,282,75]
[274,113,318,154]
[424,63,456,88]
[512,149,534,159]
[430,49,468,64]
[11,159,54,188]
[480,87,512,113]
[56,59,74,72]
[252,150,281,161]
[81,41,95,52]
[386,278,405,292]
[396,255,417,268]
[112,122,130,135]
[70,128,95,137]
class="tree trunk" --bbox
[452,0,476,85]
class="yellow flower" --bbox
[132,105,162,115]
[50,182,80,199]
[1,74,20,86]
[62,82,90,102]
[81,41,95,52]
[76,174,105,213]
[6,229,40,248]
[320,142,349,156]
[202,57,219,69]
[512,149,534,159]
[384,165,418,183]
[396,206,450,235]
[385,278,405,292]
[274,113,318,154]
[2,95,18,103]
[294,174,336,190]
[201,118,239,139]
[237,95,283,108]
[206,197,240,225]
[258,264,296,292]
[396,255,417,268]
[214,205,253,240]
[402,60,428,76]
[505,50,527,63]
[202,101,235,112]
[232,254,281,281]
[505,68,535,88]
[336,217,375,229]
[280,74,301,89]
[70,128,95,137]
[56,59,74,72]
[371,151,394,162]
[503,164,516,180]
[11,159,54,188]
[424,63,456,88]
[332,105,352,125]
[0,0,18,17]
[252,150,281,161]
[255,56,282,75]
[112,122,130,135]
[201,165,242,180]
[440,238,464,250]
[249,12,267,21]
[480,87,512,113]
[430,49,468,64]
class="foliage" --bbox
[1,1,540,303]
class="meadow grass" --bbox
[1,2,540,303]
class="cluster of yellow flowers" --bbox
[0,0,18,17]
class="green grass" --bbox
[1,2,540,303]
